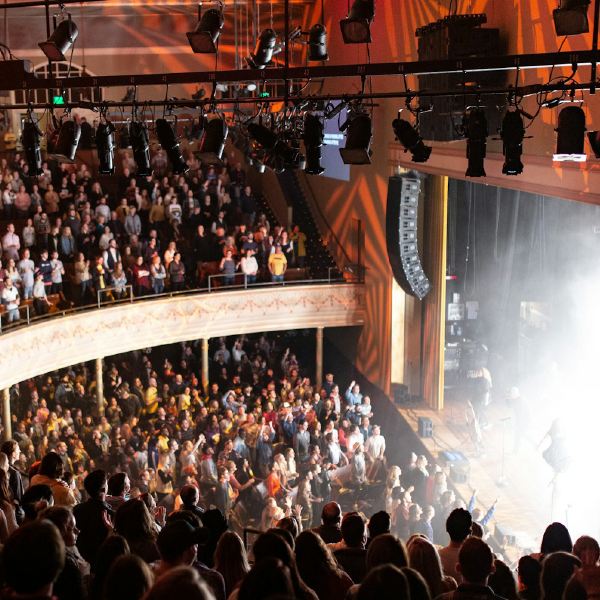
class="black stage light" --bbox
[195,117,228,165]
[22,121,44,176]
[392,117,432,163]
[305,146,325,175]
[308,24,329,61]
[246,29,278,69]
[156,118,189,175]
[500,110,525,175]
[39,15,78,61]
[554,105,587,161]
[304,114,325,174]
[247,122,298,164]
[340,0,375,44]
[263,151,286,173]
[95,120,116,175]
[187,6,225,53]
[339,113,373,165]
[48,119,81,164]
[130,121,152,176]
[587,131,600,158]
[464,108,488,177]
[553,0,591,36]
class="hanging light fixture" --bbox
[307,24,329,61]
[47,114,81,164]
[247,122,299,165]
[195,117,228,165]
[156,118,189,175]
[130,120,152,176]
[246,29,278,69]
[554,105,587,161]
[22,119,44,176]
[339,112,373,165]
[95,119,116,175]
[39,11,78,61]
[500,110,525,175]
[553,0,591,36]
[304,113,325,175]
[340,0,375,44]
[187,2,225,54]
[392,116,432,163]
[464,108,488,177]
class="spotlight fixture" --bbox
[464,108,488,177]
[587,131,600,158]
[95,120,116,175]
[130,120,152,176]
[246,29,278,69]
[553,0,590,36]
[47,117,81,164]
[187,2,224,53]
[22,120,44,176]
[195,117,228,165]
[247,122,299,165]
[392,116,432,163]
[156,118,189,175]
[339,112,373,165]
[39,13,78,61]
[500,110,525,175]
[340,0,375,44]
[303,113,325,175]
[554,105,587,161]
[307,24,329,61]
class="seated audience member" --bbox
[438,508,473,583]
[407,535,457,598]
[333,512,368,584]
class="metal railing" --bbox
[0,272,364,335]
[97,285,134,308]
[0,304,30,334]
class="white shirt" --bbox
[346,432,365,458]
[2,232,20,261]
[240,256,259,275]
[50,259,64,283]
[2,285,18,310]
[365,433,386,459]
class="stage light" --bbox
[553,0,590,36]
[156,118,189,175]
[392,117,432,163]
[187,5,224,53]
[554,105,587,162]
[340,0,375,44]
[308,24,328,61]
[247,122,298,165]
[39,14,78,61]
[246,29,278,69]
[130,120,152,176]
[303,113,325,175]
[339,113,373,165]
[587,131,600,158]
[195,117,228,165]
[47,118,81,164]
[262,151,286,173]
[22,121,44,176]
[464,108,488,177]
[305,146,325,175]
[95,120,116,175]
[501,110,525,175]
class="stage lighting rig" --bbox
[392,114,432,163]
[22,118,44,177]
[39,10,78,61]
[340,0,375,44]
[303,113,325,175]
[47,113,81,164]
[130,120,152,176]
[95,118,117,175]
[187,1,224,54]
[339,108,373,165]
[247,122,299,167]
[246,29,278,69]
[464,108,488,177]
[500,110,525,175]
[195,116,228,165]
[554,105,587,161]
[156,117,189,175]
[553,0,591,36]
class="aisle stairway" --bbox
[276,170,342,280]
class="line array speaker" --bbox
[386,176,431,300]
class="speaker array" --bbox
[386,176,432,300]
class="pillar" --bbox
[201,338,210,397]
[316,327,324,391]
[2,388,10,440]
[96,357,104,416]
[421,175,448,410]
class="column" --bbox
[96,357,104,416]
[421,175,448,410]
[201,338,210,397]
[2,388,10,440]
[316,327,324,391]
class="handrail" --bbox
[97,285,134,308]
[0,274,364,335]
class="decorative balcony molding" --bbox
[0,284,365,391]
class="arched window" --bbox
[14,61,101,105]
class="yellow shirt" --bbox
[4,132,16,150]
[269,253,287,276]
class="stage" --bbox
[395,387,599,558]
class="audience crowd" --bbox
[0,152,309,320]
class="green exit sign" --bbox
[258,92,270,98]
[52,95,65,106]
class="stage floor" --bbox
[397,388,598,557]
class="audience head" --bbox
[446,508,473,544]
[157,520,203,565]
[518,555,542,590]
[402,567,432,600]
[144,567,213,600]
[367,533,409,570]
[238,558,294,600]
[541,551,581,600]
[368,510,392,539]
[22,484,54,521]
[357,564,410,600]
[321,501,342,527]
[103,555,153,600]
[488,559,518,600]
[540,522,573,557]
[84,469,108,499]
[457,537,495,585]
[39,451,64,479]
[341,511,367,549]
[573,535,600,567]
[407,536,446,596]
